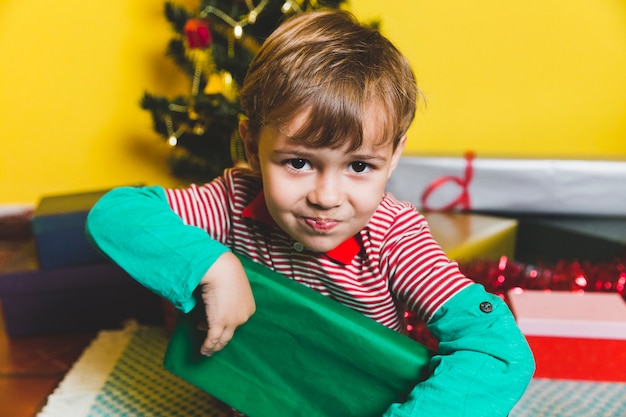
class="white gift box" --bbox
[508,290,626,381]
[387,156,626,216]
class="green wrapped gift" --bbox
[164,255,431,417]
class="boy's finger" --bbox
[200,333,220,356]
[200,326,235,356]
[200,324,223,355]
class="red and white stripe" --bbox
[166,168,472,331]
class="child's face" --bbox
[241,104,406,253]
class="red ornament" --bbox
[184,18,212,49]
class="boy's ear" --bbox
[388,134,407,178]
[239,119,260,172]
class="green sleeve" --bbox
[384,284,535,417]
[85,186,230,313]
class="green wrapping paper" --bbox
[164,255,431,417]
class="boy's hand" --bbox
[198,252,256,356]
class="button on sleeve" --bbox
[479,301,493,313]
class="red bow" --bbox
[420,152,475,211]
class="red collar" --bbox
[242,191,362,264]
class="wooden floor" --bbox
[0,212,95,417]
[0,309,94,417]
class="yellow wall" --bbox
[352,0,626,159]
[1,0,625,204]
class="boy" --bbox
[87,10,534,417]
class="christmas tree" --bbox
[142,0,350,183]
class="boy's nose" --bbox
[308,174,344,208]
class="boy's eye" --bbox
[349,161,370,173]
[288,159,309,170]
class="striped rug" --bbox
[37,323,626,417]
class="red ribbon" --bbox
[420,152,475,211]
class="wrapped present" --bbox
[386,155,626,217]
[32,189,112,269]
[424,212,517,261]
[508,289,626,382]
[0,240,163,337]
[512,214,626,263]
[164,255,431,417]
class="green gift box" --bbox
[164,255,431,417]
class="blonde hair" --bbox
[239,10,418,151]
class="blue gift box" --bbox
[32,189,111,269]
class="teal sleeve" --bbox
[85,186,230,313]
[384,284,535,417]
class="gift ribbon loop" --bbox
[420,152,475,211]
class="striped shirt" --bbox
[166,168,472,332]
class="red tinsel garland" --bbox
[460,255,626,299]
[406,255,626,350]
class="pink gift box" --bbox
[507,290,626,382]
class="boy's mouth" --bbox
[304,218,339,232]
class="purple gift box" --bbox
[0,241,163,337]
